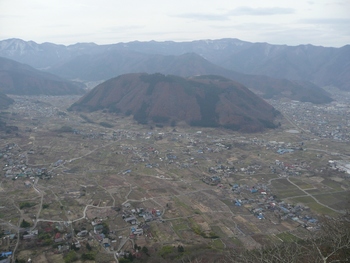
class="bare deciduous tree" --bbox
[304,215,350,263]
[224,214,350,263]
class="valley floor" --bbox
[0,90,349,262]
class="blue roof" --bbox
[280,207,289,213]
[277,148,294,154]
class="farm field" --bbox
[0,94,349,262]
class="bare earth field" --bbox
[0,93,349,262]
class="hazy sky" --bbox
[0,0,349,47]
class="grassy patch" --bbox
[173,220,189,237]
[321,179,344,191]
[276,232,301,242]
[158,245,174,258]
[210,226,226,238]
[271,179,305,199]
[230,237,243,246]
[314,193,341,206]
[288,178,314,189]
[190,220,202,236]
[306,189,322,195]
[19,202,36,209]
[311,191,350,210]
[189,218,210,238]
[211,239,225,250]
[173,197,193,215]
[289,196,311,203]
[220,199,233,207]
[290,196,341,216]
[136,166,156,176]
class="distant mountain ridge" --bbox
[69,73,280,132]
[0,56,86,95]
[15,50,332,104]
[0,38,101,69]
[0,38,348,91]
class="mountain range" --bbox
[69,73,280,132]
[0,38,348,91]
[37,51,331,103]
[0,57,85,95]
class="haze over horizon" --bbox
[1,0,349,47]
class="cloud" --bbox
[260,26,349,47]
[211,22,280,31]
[175,6,295,22]
[300,18,350,24]
[327,1,349,6]
[298,18,350,40]
[228,6,295,16]
[175,13,230,21]
[175,6,295,21]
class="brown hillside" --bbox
[69,73,280,132]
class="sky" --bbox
[0,0,349,47]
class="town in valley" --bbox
[0,88,349,262]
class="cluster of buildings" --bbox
[329,160,350,175]
[1,94,348,261]
[268,96,350,142]
[231,183,319,229]
[270,159,309,177]
[1,143,51,181]
[122,203,162,226]
[0,252,12,263]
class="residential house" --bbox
[94,224,104,234]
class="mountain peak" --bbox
[69,73,279,132]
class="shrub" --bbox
[56,125,74,133]
[20,219,30,228]
[19,202,35,209]
[158,245,174,258]
[99,122,114,128]
[81,252,95,261]
[64,250,78,263]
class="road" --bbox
[282,113,309,134]
[305,148,349,159]
[286,176,345,214]
[267,175,345,215]
[11,201,23,263]
[30,178,44,230]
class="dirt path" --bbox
[286,176,345,214]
